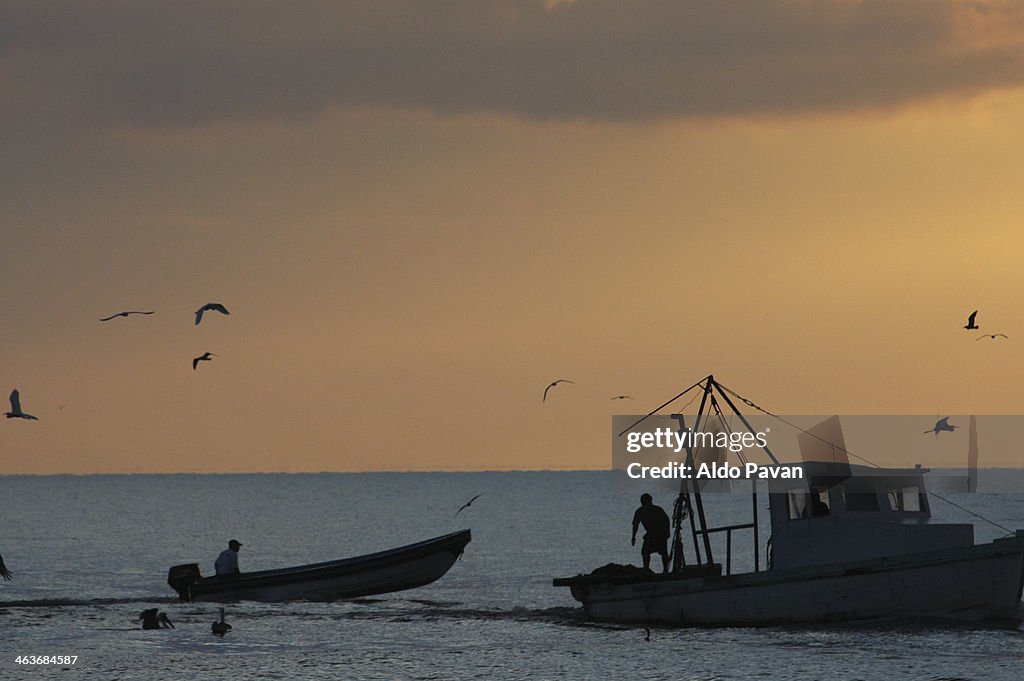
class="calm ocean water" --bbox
[1,470,1022,680]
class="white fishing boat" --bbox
[554,376,1024,625]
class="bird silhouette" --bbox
[924,417,958,437]
[4,390,38,420]
[976,333,1008,340]
[611,395,634,400]
[195,303,230,325]
[543,379,575,402]
[99,310,154,321]
[192,352,217,370]
[139,608,174,629]
[212,607,232,636]
[454,494,483,517]
[963,311,979,330]
[0,553,12,580]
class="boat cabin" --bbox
[767,462,974,570]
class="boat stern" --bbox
[167,563,202,601]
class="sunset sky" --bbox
[3,1,1024,473]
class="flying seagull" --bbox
[611,395,634,400]
[454,494,483,518]
[99,310,154,322]
[963,311,979,330]
[195,303,230,326]
[4,390,38,420]
[543,379,575,402]
[924,417,957,437]
[0,554,12,580]
[976,333,1009,340]
[192,352,217,370]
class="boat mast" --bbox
[670,375,778,574]
[673,376,715,570]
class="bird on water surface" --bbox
[212,608,232,636]
[139,608,174,629]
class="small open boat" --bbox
[168,529,470,602]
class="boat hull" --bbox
[170,530,470,602]
[555,534,1024,625]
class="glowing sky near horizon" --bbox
[3,1,1024,473]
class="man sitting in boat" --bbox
[214,539,242,577]
[631,494,671,574]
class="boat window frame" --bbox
[787,491,807,520]
[839,484,881,512]
[786,489,831,520]
[885,485,925,513]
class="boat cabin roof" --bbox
[765,461,930,494]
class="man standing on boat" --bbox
[631,494,671,574]
[215,539,242,576]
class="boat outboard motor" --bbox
[167,563,201,601]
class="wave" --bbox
[0,596,177,609]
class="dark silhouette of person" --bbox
[631,493,671,573]
[215,539,242,576]
[811,494,830,516]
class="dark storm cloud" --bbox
[3,1,1024,129]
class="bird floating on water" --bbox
[0,554,12,580]
[455,494,483,517]
[543,379,574,402]
[4,390,38,420]
[212,607,232,636]
[99,310,154,322]
[611,395,633,400]
[139,608,174,629]
[195,303,230,326]
[976,333,1008,340]
[963,311,979,330]
[924,417,957,437]
[192,352,217,370]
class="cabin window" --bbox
[842,487,880,512]
[787,492,807,520]
[810,489,830,516]
[887,486,922,512]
